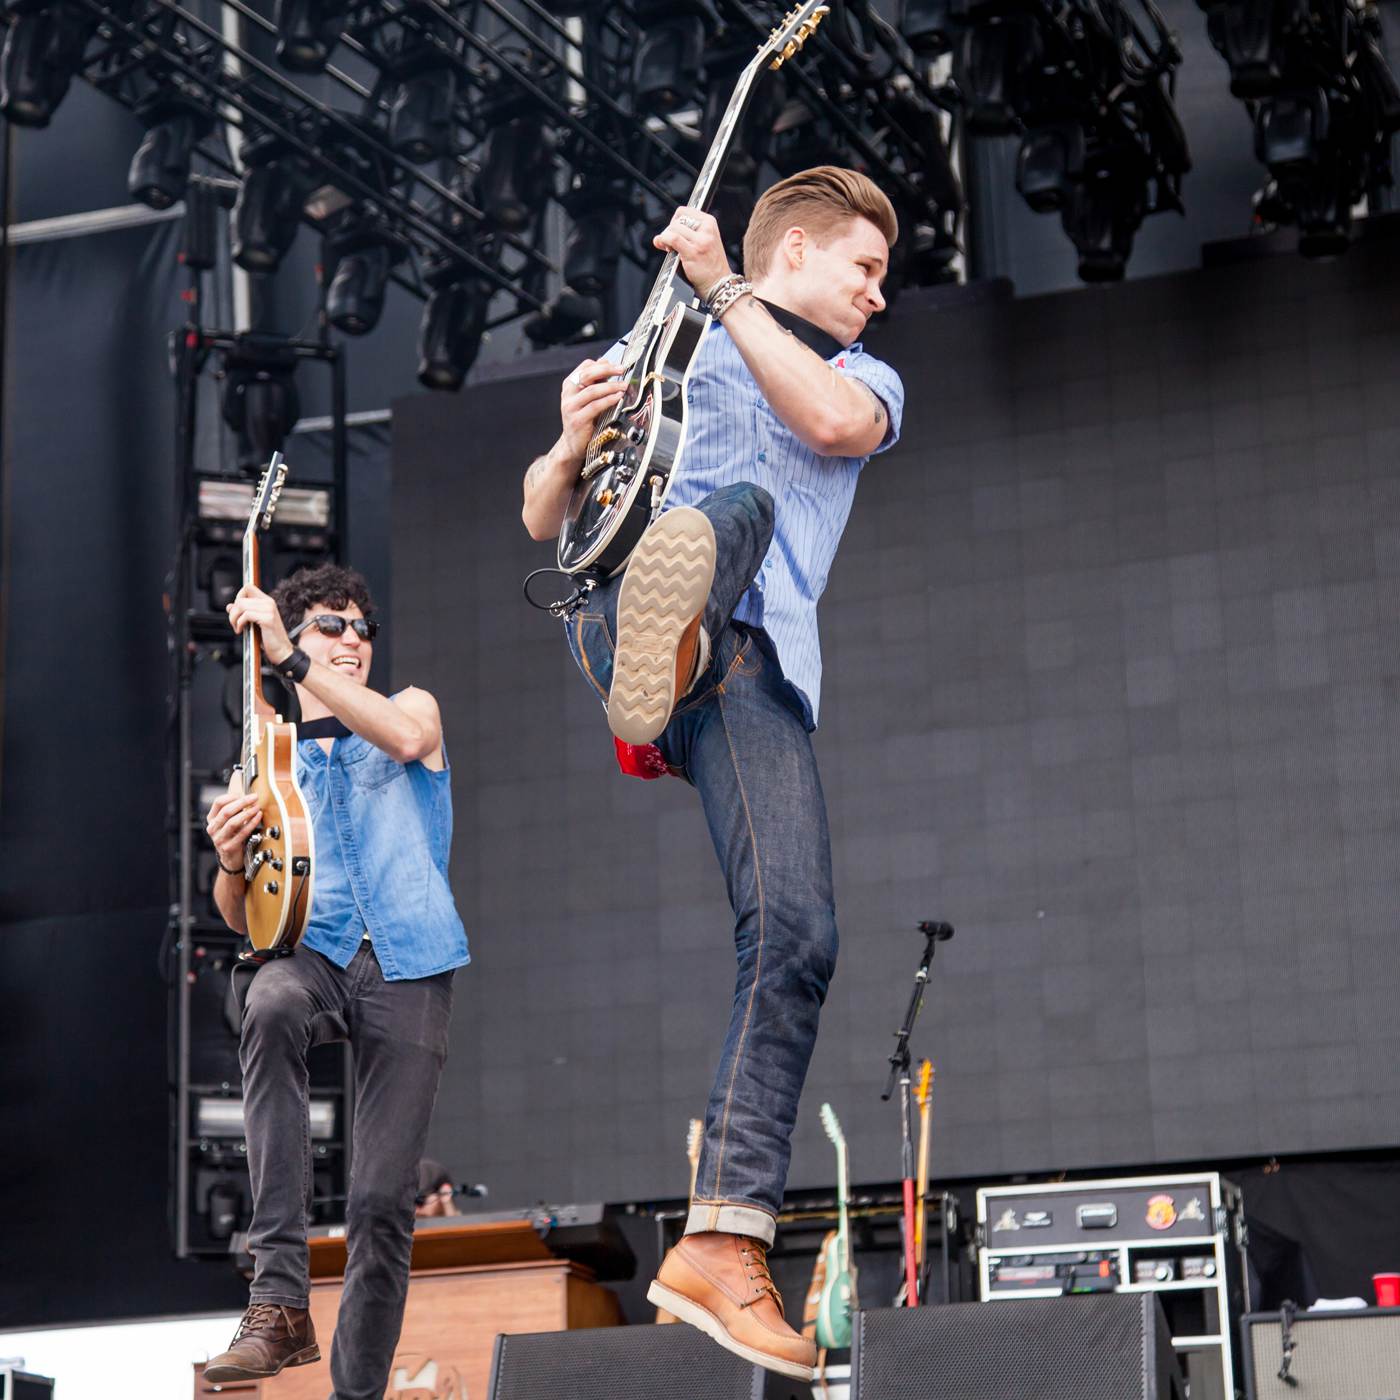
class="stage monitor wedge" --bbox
[487,1324,809,1400]
[852,1297,1185,1400]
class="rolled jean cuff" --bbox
[684,1199,776,1247]
[249,1291,310,1309]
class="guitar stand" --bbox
[881,919,954,1306]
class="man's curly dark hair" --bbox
[271,562,376,632]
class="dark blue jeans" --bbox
[240,942,455,1400]
[567,483,838,1245]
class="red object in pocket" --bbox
[614,737,669,779]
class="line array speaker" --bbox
[852,1297,1185,1400]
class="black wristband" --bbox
[276,647,311,684]
[217,858,245,877]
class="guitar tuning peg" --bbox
[783,38,797,58]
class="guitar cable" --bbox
[522,567,603,620]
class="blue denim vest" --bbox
[294,729,469,981]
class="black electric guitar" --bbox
[556,1,830,576]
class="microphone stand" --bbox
[882,919,953,1306]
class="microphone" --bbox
[918,920,954,940]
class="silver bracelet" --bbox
[710,279,754,320]
[703,272,745,304]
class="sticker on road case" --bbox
[1145,1193,1178,1231]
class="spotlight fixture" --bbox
[522,288,602,346]
[478,110,555,232]
[273,0,349,74]
[231,135,312,273]
[389,58,459,163]
[417,277,492,391]
[128,98,212,210]
[0,0,97,128]
[324,223,407,336]
[1198,0,1400,256]
[218,338,302,469]
[633,0,717,115]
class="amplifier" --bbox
[1241,1308,1400,1400]
[978,1173,1248,1400]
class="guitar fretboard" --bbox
[241,524,259,780]
[622,51,771,367]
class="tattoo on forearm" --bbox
[524,455,548,491]
[854,378,886,429]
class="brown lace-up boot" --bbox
[204,1302,320,1382]
[647,1231,817,1381]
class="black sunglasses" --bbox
[289,614,380,642]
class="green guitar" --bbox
[815,1102,858,1349]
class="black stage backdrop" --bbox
[392,231,1400,1212]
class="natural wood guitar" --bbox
[238,453,314,951]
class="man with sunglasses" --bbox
[203,562,468,1400]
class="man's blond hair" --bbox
[742,166,898,280]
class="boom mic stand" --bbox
[882,919,953,1306]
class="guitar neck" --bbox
[622,51,770,363]
[241,526,261,777]
[835,1142,851,1268]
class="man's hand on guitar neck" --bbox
[522,358,625,540]
[227,584,443,768]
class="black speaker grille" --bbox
[853,1297,1182,1400]
[489,1325,765,1400]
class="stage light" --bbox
[389,61,458,163]
[901,0,957,55]
[219,339,301,468]
[197,476,331,527]
[478,111,555,232]
[0,1,96,128]
[324,226,405,336]
[1255,92,1324,168]
[633,0,716,115]
[128,100,211,210]
[1060,170,1145,283]
[231,137,308,273]
[563,205,625,297]
[196,1095,336,1140]
[273,0,349,74]
[417,278,491,391]
[1016,123,1085,213]
[959,16,1043,136]
[522,288,602,346]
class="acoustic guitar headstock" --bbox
[819,1101,846,1151]
[248,451,288,537]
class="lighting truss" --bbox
[5,0,965,355]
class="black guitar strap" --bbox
[754,298,846,361]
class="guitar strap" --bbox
[753,299,845,361]
[297,716,353,740]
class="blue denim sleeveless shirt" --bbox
[294,728,469,981]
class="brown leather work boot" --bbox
[204,1302,320,1382]
[647,1231,817,1381]
[608,507,715,745]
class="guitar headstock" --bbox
[915,1059,934,1110]
[686,1117,703,1167]
[819,1101,846,1151]
[248,451,289,536]
[763,0,829,70]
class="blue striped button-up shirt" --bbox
[614,313,904,728]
